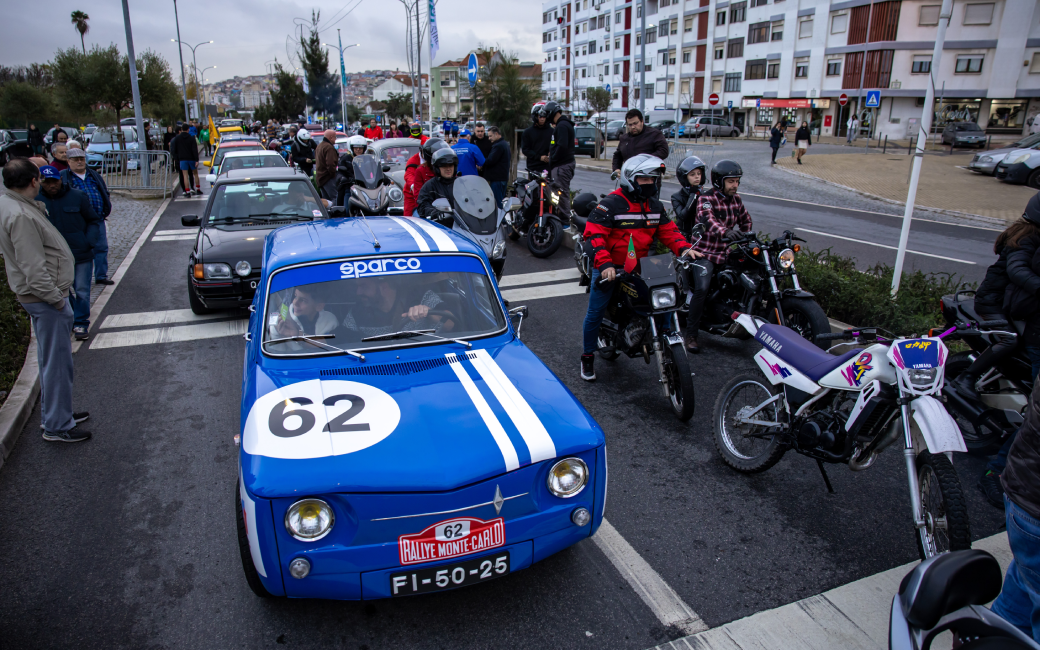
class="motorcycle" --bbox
[939,290,1029,454]
[346,154,404,217]
[890,548,1037,650]
[714,315,972,560]
[507,169,566,258]
[430,175,513,280]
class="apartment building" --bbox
[541,0,1040,137]
[432,50,542,119]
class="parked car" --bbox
[968,133,1040,175]
[43,126,78,146]
[648,120,676,136]
[574,125,604,157]
[81,125,97,145]
[604,120,625,140]
[941,122,987,148]
[0,129,33,164]
[85,127,139,171]
[683,116,741,138]
[204,149,288,188]
[994,149,1040,189]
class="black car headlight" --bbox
[202,263,231,279]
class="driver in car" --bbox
[268,285,339,350]
[341,277,455,340]
[271,182,327,214]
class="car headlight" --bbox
[285,498,335,541]
[202,263,231,279]
[547,458,588,498]
[492,240,507,259]
[980,156,993,163]
[235,261,251,277]
[388,186,403,202]
[1010,153,1032,165]
[778,248,795,269]
[907,367,938,387]
[651,287,676,309]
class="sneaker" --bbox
[40,412,90,430]
[580,354,596,382]
[977,470,1005,509]
[73,326,89,340]
[42,427,92,443]
[95,278,115,286]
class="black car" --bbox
[0,130,33,164]
[574,125,604,157]
[181,168,332,314]
[941,122,987,148]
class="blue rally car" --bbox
[237,215,607,599]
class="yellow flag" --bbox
[208,115,218,145]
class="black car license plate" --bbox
[390,552,510,596]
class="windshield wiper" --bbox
[263,334,365,360]
[361,328,471,348]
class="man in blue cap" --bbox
[36,165,101,340]
[452,130,485,177]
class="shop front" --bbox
[744,98,830,135]
[986,100,1030,134]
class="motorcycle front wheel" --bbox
[527,219,563,258]
[779,297,831,349]
[713,373,787,473]
[664,342,695,421]
[914,451,972,560]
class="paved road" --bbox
[0,191,1005,649]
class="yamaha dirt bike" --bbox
[507,169,566,258]
[430,176,512,280]
[714,315,972,560]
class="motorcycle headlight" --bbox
[1010,153,1032,165]
[202,263,231,279]
[777,248,795,269]
[388,186,403,202]
[235,261,252,277]
[547,457,588,498]
[285,498,335,541]
[651,287,676,309]
[492,240,507,259]
[907,367,938,387]
[549,191,561,206]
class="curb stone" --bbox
[0,331,38,471]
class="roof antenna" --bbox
[358,213,381,249]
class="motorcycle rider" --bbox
[521,103,553,176]
[290,130,317,178]
[409,122,429,144]
[334,135,369,207]
[415,148,459,220]
[403,137,447,216]
[580,154,699,381]
[670,156,707,237]
[546,101,577,216]
[683,160,753,353]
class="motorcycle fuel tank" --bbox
[818,344,897,391]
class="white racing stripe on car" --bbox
[387,216,431,252]
[408,217,458,252]
[445,353,520,471]
[468,349,556,463]
[239,469,267,578]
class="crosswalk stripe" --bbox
[499,267,581,287]
[154,229,196,236]
[89,320,248,349]
[152,234,196,241]
[100,309,235,329]
[500,283,586,302]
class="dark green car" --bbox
[574,126,604,157]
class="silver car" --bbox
[941,122,986,148]
[605,120,625,140]
[968,133,1040,175]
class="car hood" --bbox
[199,225,275,264]
[241,340,604,497]
[1000,149,1040,168]
[388,170,405,188]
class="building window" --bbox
[714,46,724,60]
[661,51,669,65]
[831,13,847,33]
[637,4,641,18]
[911,56,931,74]
[614,63,620,74]
[616,12,622,23]
[919,5,940,25]
[771,24,784,40]
[645,84,655,98]
[582,45,587,56]
[670,50,677,64]
[963,3,994,25]
[659,21,668,37]
[730,2,747,23]
[799,19,813,38]
[751,0,768,6]
[684,17,693,32]
[634,87,640,99]
[612,90,619,99]
[712,78,722,93]
[660,0,670,6]
[826,60,841,76]
[635,60,641,72]
[795,61,809,77]
[645,63,652,71]
[745,60,766,80]
[582,68,587,78]
[636,32,641,45]
[682,49,692,63]
[716,11,726,26]
[681,79,690,94]
[615,38,620,49]
[727,38,744,58]
[955,54,984,73]
[646,29,657,44]
[1031,53,1040,74]
[748,22,770,44]
[767,62,779,78]
[671,20,678,35]
[724,72,741,92]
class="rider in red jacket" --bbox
[403,138,446,216]
[363,119,383,140]
[409,123,429,144]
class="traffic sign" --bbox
[605,84,611,93]
[727,100,733,108]
[839,93,848,106]
[865,90,881,108]
[467,53,478,88]
[708,93,719,106]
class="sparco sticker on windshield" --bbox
[398,517,505,565]
[340,257,422,279]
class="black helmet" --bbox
[1025,192,1040,226]
[531,102,546,120]
[710,159,743,192]
[676,156,707,189]
[421,137,447,164]
[572,192,598,217]
[431,147,458,171]
[539,101,561,120]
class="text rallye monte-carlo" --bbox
[237,215,607,599]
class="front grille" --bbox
[995,168,1008,179]
[320,352,478,377]
[971,155,979,163]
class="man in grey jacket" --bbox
[0,159,91,443]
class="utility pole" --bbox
[172,0,189,122]
[416,0,423,122]
[892,0,952,295]
[639,0,646,113]
[121,0,149,186]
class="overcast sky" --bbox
[4,0,543,83]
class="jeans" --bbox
[1026,345,1040,382]
[93,219,109,281]
[582,268,615,354]
[684,259,714,337]
[551,162,576,215]
[992,494,1040,642]
[22,299,75,433]
[490,181,507,209]
[319,177,337,201]
[770,146,779,163]
[71,262,92,328]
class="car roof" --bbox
[213,168,306,185]
[264,216,484,272]
[220,150,282,159]
[370,137,423,148]
[217,141,264,149]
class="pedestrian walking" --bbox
[471,123,493,163]
[483,126,510,207]
[61,148,113,285]
[170,124,201,196]
[611,109,669,171]
[162,125,176,153]
[199,123,210,157]
[451,130,485,177]
[451,122,460,140]
[35,165,100,339]
[847,115,859,143]
[314,129,340,201]
[49,143,70,172]
[769,122,782,164]
[547,103,576,215]
[0,159,91,442]
[27,124,45,156]
[795,121,811,164]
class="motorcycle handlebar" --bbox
[977,319,1008,328]
[815,332,852,341]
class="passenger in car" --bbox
[269,285,338,342]
[341,277,454,339]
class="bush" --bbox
[0,264,31,406]
[796,247,973,336]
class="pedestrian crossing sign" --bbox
[865,91,881,108]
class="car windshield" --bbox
[213,145,263,167]
[207,180,324,224]
[219,155,287,174]
[90,129,136,144]
[1011,133,1040,148]
[608,120,623,127]
[953,123,982,131]
[10,130,28,139]
[262,254,506,356]
[378,145,420,170]
[575,127,598,138]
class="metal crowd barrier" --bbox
[664,142,717,173]
[99,150,172,199]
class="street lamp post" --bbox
[639,0,646,114]
[325,37,360,130]
[171,38,212,116]
[199,65,216,107]
[171,0,189,122]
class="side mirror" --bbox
[432,198,453,213]
[328,205,346,216]
[206,174,216,184]
[610,170,620,181]
[381,164,392,173]
[509,305,529,338]
[181,215,200,227]
[505,197,522,212]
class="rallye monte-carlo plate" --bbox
[390,551,510,596]
[398,516,506,565]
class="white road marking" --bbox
[445,353,520,471]
[151,234,196,241]
[795,228,977,264]
[594,519,708,636]
[89,319,248,350]
[154,229,196,236]
[499,267,581,287]
[500,283,587,302]
[100,309,234,329]
[408,217,458,251]
[387,216,431,252]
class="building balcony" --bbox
[440,79,456,87]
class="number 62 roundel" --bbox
[243,379,402,459]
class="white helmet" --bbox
[296,130,312,142]
[619,153,666,196]
[347,135,367,151]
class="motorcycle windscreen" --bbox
[638,254,678,285]
[352,154,383,190]
[452,176,500,236]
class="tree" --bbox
[70,11,89,54]
[0,82,52,127]
[585,87,612,119]
[385,92,412,121]
[476,50,539,182]
[346,103,361,124]
[269,62,306,122]
[298,11,338,117]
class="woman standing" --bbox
[768,122,782,164]
[795,121,811,164]
[27,124,45,156]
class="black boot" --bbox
[684,330,700,353]
[580,354,596,382]
[977,470,1005,509]
[950,373,981,400]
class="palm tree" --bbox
[477,51,539,182]
[71,11,89,54]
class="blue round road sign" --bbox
[467,53,478,88]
